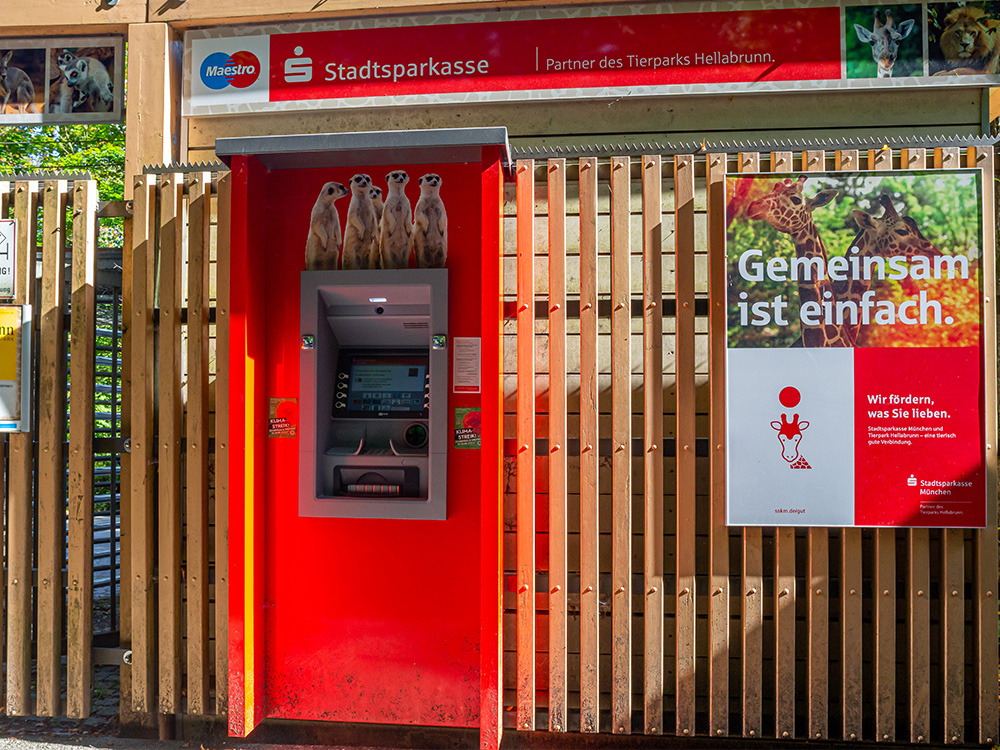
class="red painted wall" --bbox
[257,161,484,726]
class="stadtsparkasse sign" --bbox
[184,1,1000,115]
[725,170,988,529]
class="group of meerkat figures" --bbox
[305,170,447,271]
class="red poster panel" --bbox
[725,170,987,528]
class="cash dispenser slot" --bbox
[299,269,448,519]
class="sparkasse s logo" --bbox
[200,51,261,90]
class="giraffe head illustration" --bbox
[772,387,812,469]
[771,413,810,464]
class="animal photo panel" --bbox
[928,1,1000,75]
[0,48,46,116]
[48,46,117,115]
[844,4,923,78]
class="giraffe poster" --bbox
[725,170,987,528]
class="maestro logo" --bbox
[200,50,261,90]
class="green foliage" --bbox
[845,4,924,79]
[0,123,125,246]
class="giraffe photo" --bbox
[725,170,986,528]
[844,4,924,79]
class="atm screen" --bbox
[333,350,429,418]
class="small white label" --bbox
[0,220,15,300]
[453,337,481,394]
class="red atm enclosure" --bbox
[218,129,507,748]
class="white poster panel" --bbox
[727,348,856,527]
[0,219,14,299]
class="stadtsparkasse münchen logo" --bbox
[200,51,261,90]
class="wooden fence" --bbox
[503,146,999,745]
[122,171,229,718]
[2,152,997,748]
[2,179,100,718]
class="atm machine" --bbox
[217,129,507,749]
[300,270,448,518]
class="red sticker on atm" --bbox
[269,397,298,438]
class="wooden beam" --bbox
[674,153,696,738]
[186,172,212,714]
[737,152,762,741]
[577,157,599,735]
[610,156,632,735]
[124,23,180,179]
[5,180,38,717]
[36,179,68,717]
[157,175,184,714]
[641,154,664,736]
[0,0,141,29]
[546,159,568,734]
[67,180,97,720]
[514,159,535,732]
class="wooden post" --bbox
[546,159,568,733]
[577,157,600,734]
[514,159,535,732]
[37,179,68,717]
[610,156,632,735]
[67,180,98,719]
[641,154,664,735]
[674,153,696,738]
[124,23,181,179]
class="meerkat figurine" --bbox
[342,174,380,269]
[412,173,447,268]
[304,181,349,271]
[379,170,413,270]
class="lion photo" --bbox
[928,1,1000,75]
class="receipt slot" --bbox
[218,128,508,748]
[300,269,448,518]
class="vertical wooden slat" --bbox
[935,143,963,746]
[119,174,134,723]
[130,173,157,713]
[0,179,8,713]
[738,151,762,740]
[158,174,184,714]
[514,159,535,732]
[37,179,68,717]
[870,145,896,744]
[770,150,795,741]
[835,147,864,743]
[971,145,999,745]
[67,180,97,719]
[6,179,38,716]
[186,172,212,714]
[802,150,829,742]
[901,146,931,745]
[215,172,232,716]
[546,159,568,733]
[674,153,696,738]
[577,157,599,734]
[610,155,632,734]
[942,528,964,744]
[706,152,729,739]
[641,154,663,736]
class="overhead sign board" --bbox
[0,36,124,125]
[725,169,987,528]
[0,304,32,433]
[184,1,1000,116]
[0,220,14,299]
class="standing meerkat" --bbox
[379,170,413,270]
[412,173,447,268]
[369,186,384,226]
[304,181,349,271]
[342,174,380,269]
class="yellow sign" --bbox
[0,306,18,382]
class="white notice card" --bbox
[453,337,481,394]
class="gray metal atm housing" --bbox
[299,269,448,519]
